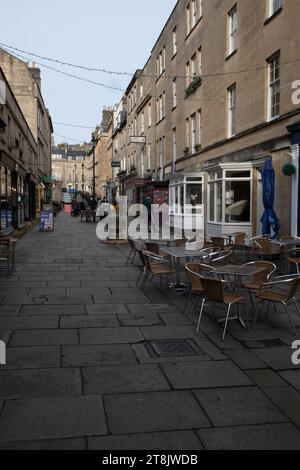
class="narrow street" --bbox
[0,212,299,449]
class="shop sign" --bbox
[39,205,54,232]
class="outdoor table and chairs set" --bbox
[127,233,300,341]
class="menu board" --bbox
[39,209,54,232]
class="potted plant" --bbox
[282,163,296,176]
[194,144,201,153]
[184,147,190,157]
[185,76,202,98]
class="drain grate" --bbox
[150,340,199,357]
[32,296,48,305]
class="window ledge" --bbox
[264,7,283,25]
[171,52,177,61]
[155,71,166,84]
[171,105,177,112]
[156,117,166,126]
[225,49,237,61]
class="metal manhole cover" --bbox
[150,340,198,357]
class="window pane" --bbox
[225,181,250,222]
[216,181,223,222]
[186,184,202,206]
[209,183,215,221]
[225,170,251,178]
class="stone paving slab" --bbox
[2,346,61,370]
[262,386,300,427]
[127,303,179,315]
[224,349,269,370]
[104,391,210,434]
[83,364,170,394]
[62,344,138,367]
[0,315,59,330]
[0,396,107,442]
[60,314,118,329]
[117,313,163,327]
[86,304,128,315]
[20,305,86,315]
[0,305,21,316]
[246,369,289,388]
[197,423,300,450]
[194,386,288,427]
[10,329,78,347]
[141,325,206,341]
[279,370,300,391]
[252,346,298,371]
[0,368,82,399]
[88,430,203,451]
[79,327,144,345]
[0,438,86,450]
[161,361,252,389]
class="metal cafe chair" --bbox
[196,276,244,341]
[243,261,277,308]
[184,262,216,313]
[287,248,300,275]
[254,275,300,335]
[126,238,143,265]
[140,250,176,289]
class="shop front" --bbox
[124,177,146,205]
[0,163,13,234]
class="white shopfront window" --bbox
[207,163,252,239]
[169,172,204,234]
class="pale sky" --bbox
[0,0,177,144]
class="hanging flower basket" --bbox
[282,163,296,176]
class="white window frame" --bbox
[228,5,238,55]
[148,102,152,127]
[173,27,177,56]
[268,0,283,17]
[172,78,177,108]
[147,143,151,171]
[186,118,190,149]
[198,109,202,146]
[267,52,281,121]
[173,128,177,162]
[228,84,237,138]
[191,0,197,28]
[191,114,196,152]
[186,5,191,35]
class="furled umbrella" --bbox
[260,158,280,239]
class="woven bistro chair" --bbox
[196,276,244,341]
[254,237,281,260]
[254,275,300,335]
[243,261,277,308]
[210,251,233,267]
[126,238,143,265]
[145,242,168,258]
[286,248,300,274]
[140,250,176,288]
[184,262,216,313]
[231,232,247,259]
[211,236,226,251]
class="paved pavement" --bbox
[0,211,300,450]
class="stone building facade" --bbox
[0,67,38,233]
[110,0,300,238]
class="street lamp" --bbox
[91,132,96,203]
[81,163,85,192]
